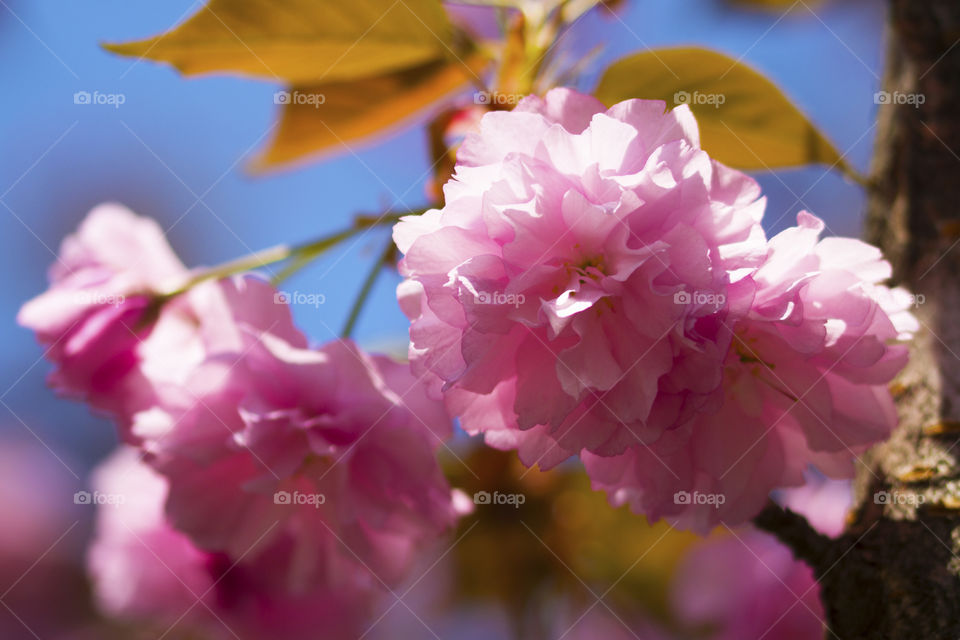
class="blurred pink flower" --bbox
[17,206,307,438]
[672,526,825,640]
[88,447,376,640]
[669,468,854,640]
[585,212,914,531]
[0,436,93,640]
[125,273,308,447]
[775,469,853,538]
[18,204,187,417]
[558,603,672,640]
[0,438,78,558]
[134,294,458,587]
[395,87,767,470]
[20,205,461,614]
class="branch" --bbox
[752,502,833,570]
[813,2,960,637]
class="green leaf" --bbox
[253,54,486,170]
[594,47,845,172]
[104,0,455,84]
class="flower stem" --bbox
[341,233,397,338]
[159,211,416,300]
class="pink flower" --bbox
[394,87,913,531]
[87,447,378,640]
[18,204,311,443]
[669,471,854,639]
[558,603,672,640]
[775,469,852,538]
[18,204,187,417]
[0,437,79,559]
[126,274,308,447]
[395,87,767,469]
[671,527,825,640]
[136,301,458,587]
[585,212,914,530]
[0,437,89,640]
[22,204,460,597]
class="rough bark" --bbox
[757,2,960,637]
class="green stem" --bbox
[159,211,415,300]
[341,234,396,338]
[271,251,318,286]
[268,225,366,285]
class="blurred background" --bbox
[0,0,882,637]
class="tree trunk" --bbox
[756,2,960,637]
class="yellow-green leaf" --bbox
[104,0,454,84]
[594,47,844,172]
[253,54,487,169]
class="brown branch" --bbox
[813,1,960,637]
[752,502,833,570]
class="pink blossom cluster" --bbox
[395,88,915,531]
[673,526,826,639]
[551,474,850,640]
[88,448,380,640]
[19,205,460,638]
[18,86,915,636]
[671,472,852,640]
